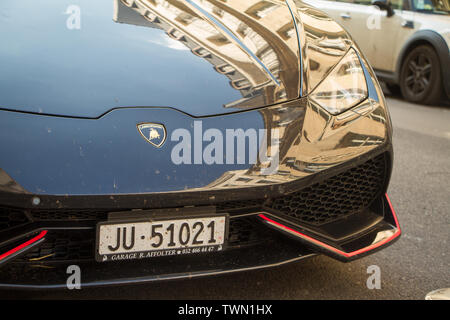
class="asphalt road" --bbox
[2,93,449,300]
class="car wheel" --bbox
[400,45,442,105]
[385,83,401,96]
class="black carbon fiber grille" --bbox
[227,217,274,247]
[30,209,109,221]
[0,207,30,230]
[266,154,387,226]
[216,199,262,212]
[19,229,95,262]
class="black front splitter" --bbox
[0,235,315,290]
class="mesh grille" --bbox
[216,199,262,212]
[227,217,273,247]
[30,209,109,221]
[267,154,386,226]
[20,229,95,262]
[0,207,30,230]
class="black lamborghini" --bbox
[0,0,400,288]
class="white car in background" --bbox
[304,0,450,105]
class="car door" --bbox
[305,0,374,57]
[306,0,413,73]
[356,0,415,72]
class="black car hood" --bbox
[0,1,386,198]
[0,0,304,118]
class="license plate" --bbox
[96,215,228,262]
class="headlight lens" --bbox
[309,48,368,115]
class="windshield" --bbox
[412,0,450,15]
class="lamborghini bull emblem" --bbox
[137,123,167,148]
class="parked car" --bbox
[0,0,400,288]
[305,0,450,104]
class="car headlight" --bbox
[309,48,368,115]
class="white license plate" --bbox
[96,215,227,262]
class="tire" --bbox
[399,45,443,105]
[385,83,401,96]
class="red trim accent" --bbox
[259,193,400,258]
[0,230,48,261]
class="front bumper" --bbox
[0,149,400,289]
[0,192,400,290]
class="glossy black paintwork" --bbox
[0,107,265,194]
[0,145,390,211]
[0,46,389,196]
[0,0,301,118]
[0,0,233,117]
